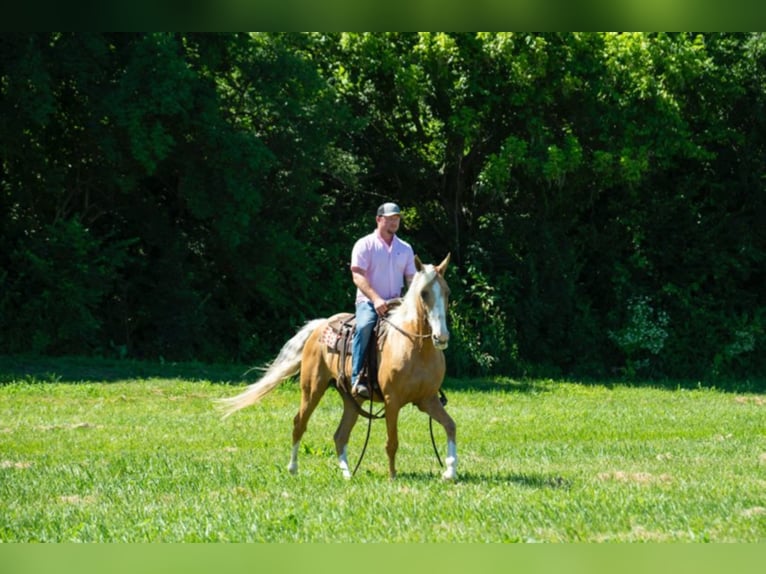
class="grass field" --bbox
[1,357,764,542]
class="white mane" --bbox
[390,264,437,324]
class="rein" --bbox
[379,315,432,341]
[351,389,448,476]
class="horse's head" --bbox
[413,253,451,350]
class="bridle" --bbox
[379,272,448,342]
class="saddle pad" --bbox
[321,313,354,354]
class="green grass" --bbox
[1,357,764,542]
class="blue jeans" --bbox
[351,301,378,383]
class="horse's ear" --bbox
[414,255,424,271]
[436,253,451,275]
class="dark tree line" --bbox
[1,33,764,382]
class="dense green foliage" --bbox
[1,359,764,541]
[1,33,764,381]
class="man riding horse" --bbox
[219,201,456,480]
[349,202,416,399]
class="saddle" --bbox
[319,300,401,397]
[320,313,356,356]
[319,313,379,396]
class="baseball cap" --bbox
[377,202,401,217]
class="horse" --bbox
[218,253,457,480]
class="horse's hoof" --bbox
[287,463,298,475]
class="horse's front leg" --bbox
[417,394,457,480]
[384,404,401,479]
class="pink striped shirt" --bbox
[351,231,416,304]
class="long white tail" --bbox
[217,319,325,418]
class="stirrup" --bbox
[352,380,370,399]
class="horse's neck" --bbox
[388,295,428,338]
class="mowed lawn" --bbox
[1,358,764,542]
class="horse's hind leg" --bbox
[333,396,360,480]
[384,403,402,479]
[416,395,457,480]
[288,367,329,475]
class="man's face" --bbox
[377,214,401,234]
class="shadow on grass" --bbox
[395,469,573,490]
[443,377,554,394]
[0,355,252,385]
[444,374,765,394]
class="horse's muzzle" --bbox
[432,333,449,350]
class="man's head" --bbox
[376,202,402,236]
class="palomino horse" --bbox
[219,254,457,480]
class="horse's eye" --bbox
[421,289,430,299]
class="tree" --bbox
[1,33,763,381]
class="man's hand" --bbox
[373,297,388,316]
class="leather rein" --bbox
[379,314,432,340]
[378,293,437,341]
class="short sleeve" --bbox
[350,237,370,271]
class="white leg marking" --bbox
[442,440,457,480]
[287,443,299,474]
[338,445,352,480]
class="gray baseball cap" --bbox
[377,202,401,217]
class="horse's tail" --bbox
[217,319,325,418]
